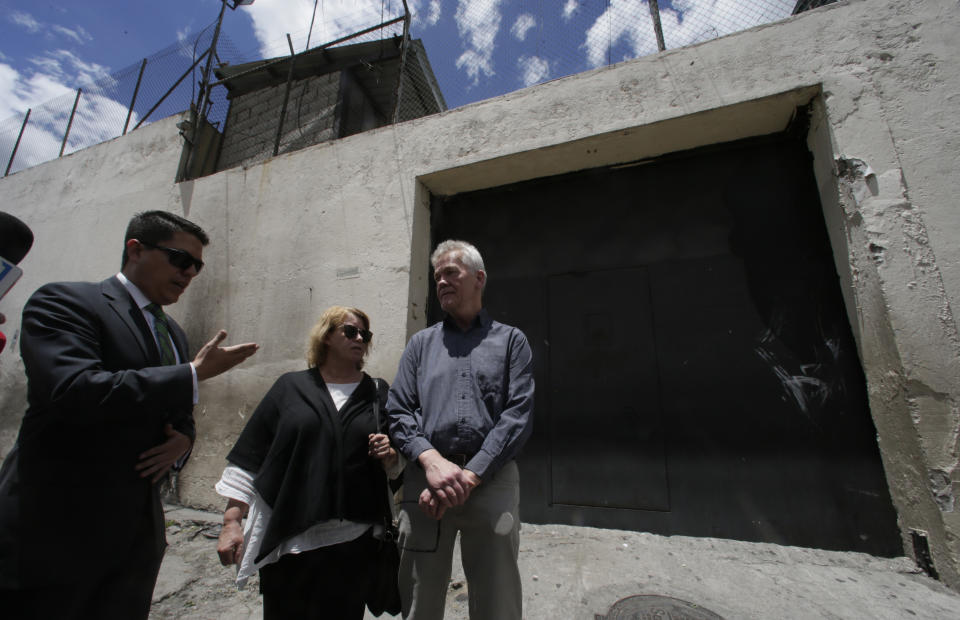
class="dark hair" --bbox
[121,210,209,267]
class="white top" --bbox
[215,380,402,589]
[326,380,360,410]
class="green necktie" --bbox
[146,303,177,366]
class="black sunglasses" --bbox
[140,241,204,273]
[341,324,373,343]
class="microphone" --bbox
[0,211,33,266]
[0,211,34,354]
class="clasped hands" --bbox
[418,449,481,520]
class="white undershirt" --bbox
[326,381,360,411]
[216,380,386,589]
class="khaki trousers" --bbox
[398,460,521,620]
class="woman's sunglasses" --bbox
[341,324,373,343]
[139,240,205,273]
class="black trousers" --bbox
[259,530,378,620]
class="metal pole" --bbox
[207,16,406,90]
[181,0,228,180]
[273,34,297,157]
[123,58,148,135]
[195,0,228,131]
[60,88,82,157]
[134,49,209,131]
[392,1,411,124]
[306,0,320,51]
[649,0,666,52]
[5,109,30,177]
[319,16,406,50]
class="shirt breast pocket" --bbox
[474,351,507,407]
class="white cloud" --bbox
[0,118,62,173]
[177,24,194,45]
[582,0,793,68]
[243,0,408,58]
[562,0,578,22]
[28,50,112,89]
[0,63,33,120]
[511,14,536,41]
[13,72,75,110]
[0,95,133,173]
[9,11,41,34]
[0,47,123,172]
[662,0,794,47]
[61,93,134,155]
[51,25,92,45]
[518,55,550,87]
[419,0,442,27]
[0,58,137,174]
[9,11,96,47]
[454,0,503,85]
[583,0,657,68]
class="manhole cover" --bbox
[595,594,725,620]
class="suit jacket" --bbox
[0,276,196,587]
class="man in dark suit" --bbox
[0,210,258,619]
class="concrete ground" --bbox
[152,505,960,619]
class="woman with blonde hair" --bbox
[215,306,399,618]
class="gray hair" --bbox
[431,239,486,290]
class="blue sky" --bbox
[0,0,795,166]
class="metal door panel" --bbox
[547,268,669,511]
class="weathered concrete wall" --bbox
[2,0,959,589]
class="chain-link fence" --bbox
[399,0,799,113]
[1,26,250,177]
[3,0,802,179]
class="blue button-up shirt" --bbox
[386,310,534,480]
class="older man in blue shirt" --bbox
[387,240,534,620]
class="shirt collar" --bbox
[443,308,491,332]
[115,272,152,310]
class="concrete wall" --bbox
[2,0,960,588]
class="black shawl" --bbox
[227,369,391,562]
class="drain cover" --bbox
[595,594,725,620]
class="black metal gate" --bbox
[429,132,901,556]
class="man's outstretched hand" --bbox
[193,330,259,381]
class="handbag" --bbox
[366,518,402,616]
[365,378,403,617]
